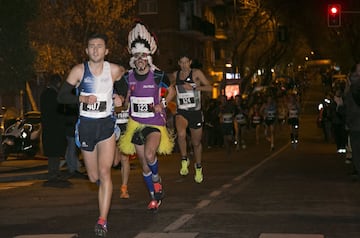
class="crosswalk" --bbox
[14,235,78,238]
[13,234,325,238]
[259,234,324,238]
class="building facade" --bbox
[136,0,232,98]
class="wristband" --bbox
[161,98,167,108]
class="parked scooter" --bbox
[1,111,41,160]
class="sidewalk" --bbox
[0,155,49,182]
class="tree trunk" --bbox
[26,81,39,112]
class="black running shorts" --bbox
[176,109,203,129]
[78,116,115,151]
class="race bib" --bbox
[116,110,129,124]
[236,113,247,124]
[222,113,233,124]
[252,116,261,124]
[130,96,155,118]
[266,110,276,119]
[177,92,196,109]
[289,109,298,118]
[82,101,106,112]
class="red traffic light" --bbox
[327,4,341,27]
[330,6,338,14]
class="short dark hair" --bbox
[178,52,193,61]
[87,33,108,46]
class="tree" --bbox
[0,0,36,93]
[220,0,290,86]
[28,0,137,75]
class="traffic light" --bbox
[327,4,341,27]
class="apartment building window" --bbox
[138,0,158,15]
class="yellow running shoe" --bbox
[194,165,203,183]
[180,158,190,176]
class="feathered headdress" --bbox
[128,22,157,55]
[128,22,159,70]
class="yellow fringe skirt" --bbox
[119,118,174,155]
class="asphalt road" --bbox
[0,76,360,238]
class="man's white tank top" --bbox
[78,61,113,118]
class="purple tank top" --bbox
[128,70,166,126]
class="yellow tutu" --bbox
[119,118,174,155]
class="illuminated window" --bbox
[225,85,240,99]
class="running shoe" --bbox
[345,157,352,164]
[147,199,161,212]
[120,185,129,199]
[94,221,108,237]
[241,140,246,149]
[153,179,164,201]
[180,158,190,176]
[194,165,203,183]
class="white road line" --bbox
[163,214,194,232]
[14,234,78,238]
[259,234,324,238]
[195,199,211,209]
[209,190,222,197]
[233,143,289,182]
[136,143,291,238]
[134,233,198,238]
[222,183,232,188]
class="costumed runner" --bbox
[115,22,176,211]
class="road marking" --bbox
[259,234,324,238]
[14,234,78,238]
[136,144,291,238]
[163,214,194,232]
[134,233,198,238]
[0,181,35,190]
[222,183,232,188]
[209,190,221,197]
[233,143,289,182]
[195,199,211,209]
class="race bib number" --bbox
[289,109,298,118]
[82,101,106,112]
[116,110,129,124]
[252,116,261,124]
[178,92,196,109]
[266,110,276,119]
[131,96,155,118]
[236,113,247,124]
[222,113,233,124]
